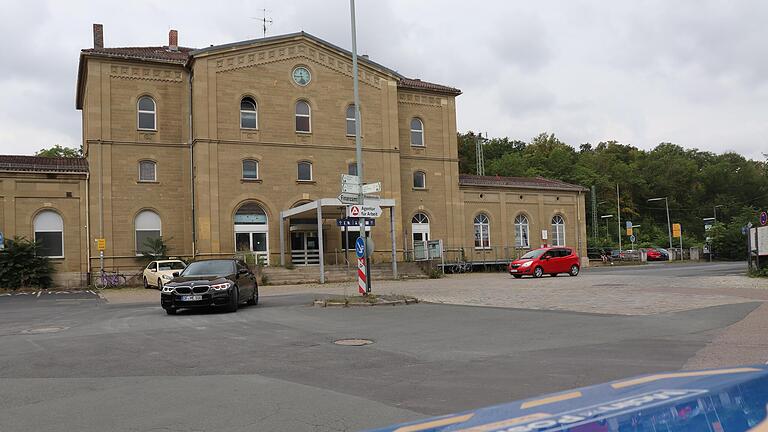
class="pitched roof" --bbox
[459,174,588,192]
[398,78,461,95]
[80,46,193,65]
[0,155,88,174]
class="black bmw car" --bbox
[160,259,258,315]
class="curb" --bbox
[313,297,419,307]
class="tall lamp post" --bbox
[648,197,672,260]
[600,214,614,241]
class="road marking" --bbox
[36,291,42,298]
[611,367,760,389]
[520,391,583,409]
[88,290,96,295]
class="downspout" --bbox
[188,67,196,258]
[85,170,91,283]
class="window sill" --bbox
[42,256,65,260]
[137,180,159,184]
[474,247,492,251]
[296,131,312,135]
[410,144,426,149]
[241,178,262,183]
[296,180,316,184]
[137,129,157,133]
[240,127,259,131]
[412,187,429,191]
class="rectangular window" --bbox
[242,161,259,179]
[241,112,257,129]
[298,162,312,181]
[296,116,310,133]
[138,112,155,130]
[346,118,355,136]
[411,131,424,146]
[35,232,63,257]
[139,161,156,182]
[136,230,160,254]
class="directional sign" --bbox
[341,183,361,194]
[626,227,633,236]
[355,237,366,258]
[341,174,359,185]
[361,182,382,194]
[761,211,768,226]
[337,192,360,205]
[625,220,632,229]
[347,205,383,218]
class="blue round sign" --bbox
[355,237,366,258]
[761,211,768,226]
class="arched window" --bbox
[411,212,430,246]
[135,210,161,255]
[242,159,259,180]
[413,170,426,189]
[138,160,156,182]
[234,202,269,264]
[551,215,565,246]
[297,161,313,181]
[137,96,156,130]
[34,210,63,257]
[346,104,359,136]
[240,97,258,129]
[295,100,311,133]
[410,118,424,146]
[514,214,530,248]
[474,213,490,249]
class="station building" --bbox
[0,25,588,285]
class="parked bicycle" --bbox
[94,270,127,288]
[450,261,473,274]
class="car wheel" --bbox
[569,265,580,276]
[165,308,176,315]
[513,275,523,279]
[533,266,543,278]
[143,277,150,289]
[157,279,163,290]
[247,286,258,306]
[226,287,239,313]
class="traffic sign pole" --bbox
[350,0,367,294]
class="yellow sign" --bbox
[672,223,681,238]
[626,228,633,236]
[96,238,106,251]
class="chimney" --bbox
[93,23,104,49]
[168,29,178,51]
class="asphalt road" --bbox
[586,260,748,277]
[0,263,760,432]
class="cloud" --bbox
[0,0,765,160]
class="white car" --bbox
[143,260,187,289]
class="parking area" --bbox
[1,262,767,432]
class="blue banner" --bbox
[336,218,375,227]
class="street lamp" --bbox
[600,214,614,241]
[648,197,673,260]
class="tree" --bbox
[35,144,82,158]
[141,236,172,263]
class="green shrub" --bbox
[428,267,443,279]
[0,237,54,289]
[140,236,171,264]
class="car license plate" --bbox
[510,269,517,273]
[181,295,203,301]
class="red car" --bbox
[508,247,580,278]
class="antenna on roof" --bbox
[250,9,273,38]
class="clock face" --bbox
[292,67,311,86]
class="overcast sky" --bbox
[2,0,767,159]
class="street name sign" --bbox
[336,218,375,227]
[338,192,360,204]
[347,204,383,218]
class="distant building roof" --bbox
[398,78,461,95]
[80,46,193,65]
[0,155,88,174]
[459,174,588,192]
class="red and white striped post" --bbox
[357,256,367,295]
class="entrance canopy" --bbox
[278,198,397,283]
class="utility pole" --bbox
[601,214,614,240]
[616,184,622,253]
[591,186,598,238]
[350,0,367,293]
[475,132,485,176]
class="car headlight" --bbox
[161,285,174,293]
[210,282,231,291]
[161,274,173,280]
[521,261,533,268]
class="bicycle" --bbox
[94,270,127,288]
[450,261,473,274]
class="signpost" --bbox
[761,211,768,226]
[347,204,383,218]
[672,223,682,261]
[355,237,367,295]
[0,231,4,251]
[337,192,359,205]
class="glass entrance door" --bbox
[235,231,269,265]
[290,231,320,265]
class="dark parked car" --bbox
[160,259,258,315]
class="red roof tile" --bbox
[0,155,88,173]
[459,174,588,191]
[398,78,461,95]
[81,46,193,64]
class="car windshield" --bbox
[158,261,185,271]
[520,249,546,259]
[181,260,233,276]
